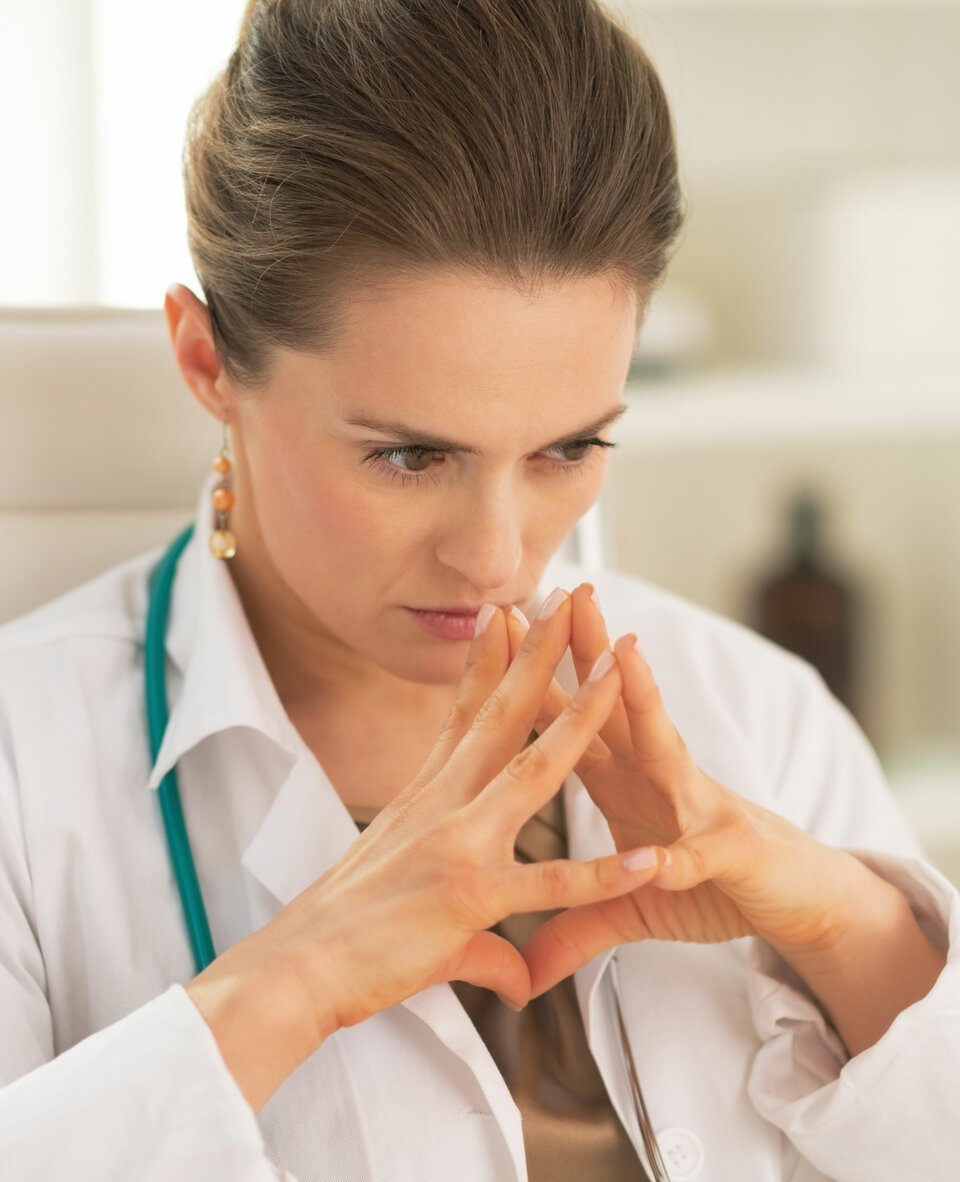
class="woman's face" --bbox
[205,269,639,690]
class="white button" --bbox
[656,1127,705,1180]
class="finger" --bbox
[507,602,612,773]
[466,648,623,830]
[521,892,653,997]
[436,588,575,802]
[654,823,754,892]
[439,930,531,1012]
[404,604,510,793]
[505,603,529,663]
[570,584,633,756]
[505,844,663,918]
[529,678,613,776]
[613,631,691,780]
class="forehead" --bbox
[273,268,639,440]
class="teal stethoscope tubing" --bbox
[145,522,216,974]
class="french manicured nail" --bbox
[475,603,497,635]
[537,587,567,620]
[496,993,524,1012]
[587,650,615,682]
[629,633,647,661]
[511,605,530,630]
[623,848,659,873]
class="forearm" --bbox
[185,932,336,1113]
[774,855,947,1059]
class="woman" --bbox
[0,1,955,1179]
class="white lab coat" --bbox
[0,473,957,1182]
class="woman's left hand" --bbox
[512,584,932,1026]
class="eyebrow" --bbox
[343,403,629,454]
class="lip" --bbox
[403,602,517,641]
[409,602,514,615]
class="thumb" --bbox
[440,930,532,1011]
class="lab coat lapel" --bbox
[239,740,359,913]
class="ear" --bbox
[163,283,236,423]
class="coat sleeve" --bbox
[0,742,295,1182]
[744,660,960,1182]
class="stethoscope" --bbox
[145,522,215,974]
[145,526,672,1181]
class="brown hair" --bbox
[183,0,684,389]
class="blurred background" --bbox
[1,0,959,879]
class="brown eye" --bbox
[399,447,435,472]
[558,441,593,462]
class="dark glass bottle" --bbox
[752,492,859,718]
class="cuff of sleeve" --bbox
[0,984,282,1182]
[746,849,960,1182]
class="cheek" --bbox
[269,452,424,586]
[528,463,608,544]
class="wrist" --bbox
[770,855,945,1057]
[186,934,339,1113]
[770,852,906,977]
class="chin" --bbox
[377,642,470,687]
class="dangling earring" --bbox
[209,419,237,560]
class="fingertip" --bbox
[622,846,662,875]
[587,649,616,683]
[505,605,529,660]
[615,632,647,663]
[467,604,506,658]
[495,992,525,1013]
[510,605,530,631]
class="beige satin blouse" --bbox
[349,792,648,1180]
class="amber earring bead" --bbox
[209,450,237,560]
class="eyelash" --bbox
[361,438,617,487]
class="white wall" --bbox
[619,4,960,368]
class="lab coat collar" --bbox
[145,472,301,791]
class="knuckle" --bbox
[503,741,550,784]
[592,856,619,893]
[561,692,594,726]
[473,690,509,732]
[518,625,556,663]
[535,859,571,901]
[441,698,475,741]
[683,839,708,880]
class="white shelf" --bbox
[621,1,959,11]
[617,366,960,451]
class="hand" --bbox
[186,595,664,1110]
[512,585,899,998]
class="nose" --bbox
[434,478,524,593]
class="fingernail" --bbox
[632,634,647,661]
[587,650,615,682]
[536,587,567,620]
[623,847,659,872]
[590,586,603,614]
[496,993,524,1012]
[510,605,530,630]
[475,603,497,636]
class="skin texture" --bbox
[166,270,945,1115]
[165,270,637,709]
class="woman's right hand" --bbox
[185,592,664,1111]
